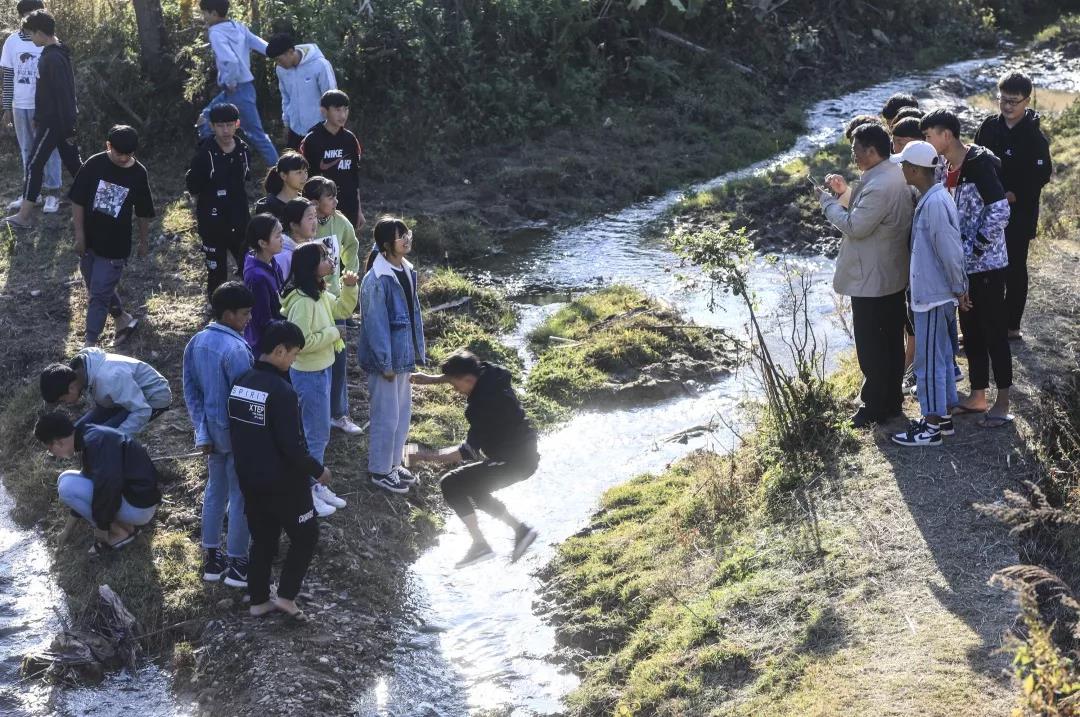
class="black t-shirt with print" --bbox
[300,123,361,207]
[69,152,156,259]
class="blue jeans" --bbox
[79,251,125,345]
[914,304,959,418]
[367,372,411,475]
[202,424,249,558]
[331,322,349,419]
[58,470,158,527]
[199,81,278,166]
[13,107,60,190]
[946,305,960,358]
[290,365,332,465]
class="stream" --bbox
[1,46,1078,717]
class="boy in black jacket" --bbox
[5,9,82,228]
[35,412,161,555]
[228,320,328,618]
[186,103,252,300]
[411,352,540,569]
[973,71,1053,339]
[300,90,365,232]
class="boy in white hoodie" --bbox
[265,33,337,150]
[196,0,278,166]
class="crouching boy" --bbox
[891,141,968,447]
[228,320,328,618]
[35,412,161,555]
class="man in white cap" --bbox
[890,141,969,447]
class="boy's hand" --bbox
[198,444,213,455]
[382,370,395,382]
[958,293,972,311]
[1005,191,1017,204]
[226,83,237,93]
[410,373,445,386]
[73,234,86,256]
[342,271,359,287]
[317,467,332,485]
[1,111,11,133]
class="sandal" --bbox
[112,318,140,346]
[87,533,136,557]
[950,404,986,416]
[978,413,1015,429]
[2,215,33,229]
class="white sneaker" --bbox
[315,483,347,508]
[331,415,365,435]
[311,486,337,516]
[42,196,60,214]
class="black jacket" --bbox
[76,424,161,530]
[973,109,1053,239]
[185,136,251,233]
[460,363,538,464]
[228,361,323,504]
[35,43,77,130]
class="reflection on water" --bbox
[357,50,1080,716]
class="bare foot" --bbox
[272,597,305,619]
[249,601,277,617]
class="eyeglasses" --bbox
[997,95,1029,107]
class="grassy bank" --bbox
[525,286,738,408]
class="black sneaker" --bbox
[511,525,539,563]
[223,557,248,588]
[454,541,495,569]
[370,471,409,494]
[891,419,942,447]
[393,465,418,485]
[938,416,955,436]
[202,548,226,582]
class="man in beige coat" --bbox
[818,122,914,428]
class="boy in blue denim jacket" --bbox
[182,281,255,587]
[358,218,426,494]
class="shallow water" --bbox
[354,52,1080,716]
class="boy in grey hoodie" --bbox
[890,142,969,448]
[39,347,172,436]
[266,33,337,150]
[195,0,278,166]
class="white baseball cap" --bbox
[890,140,939,168]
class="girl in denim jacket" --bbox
[358,217,426,494]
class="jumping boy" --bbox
[411,352,540,568]
[35,412,161,555]
[39,346,172,436]
[300,90,364,231]
[4,8,82,228]
[228,320,327,618]
[68,124,155,347]
[890,141,968,447]
[1,0,62,214]
[265,32,337,150]
[973,71,1053,340]
[196,0,278,166]
[186,102,252,300]
[183,281,254,587]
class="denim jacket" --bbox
[358,254,426,374]
[182,322,254,449]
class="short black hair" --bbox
[107,125,139,154]
[258,320,305,355]
[851,122,891,160]
[893,106,924,123]
[302,176,337,201]
[881,93,919,122]
[34,411,75,444]
[320,90,350,109]
[22,8,54,35]
[40,362,78,403]
[441,351,483,377]
[891,117,924,141]
[211,281,255,320]
[998,71,1033,99]
[844,114,880,141]
[199,0,229,17]
[265,33,295,59]
[920,109,961,140]
[208,103,240,123]
[17,0,45,17]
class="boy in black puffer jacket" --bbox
[973,71,1053,338]
[186,102,252,300]
[411,351,540,569]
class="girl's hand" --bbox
[342,271,359,287]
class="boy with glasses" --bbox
[973,71,1053,340]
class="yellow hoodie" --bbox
[281,282,359,372]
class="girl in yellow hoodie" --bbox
[281,242,358,515]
